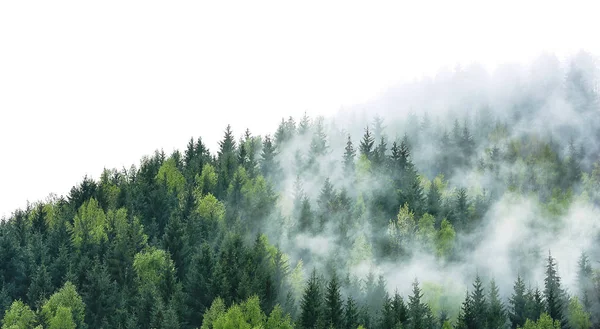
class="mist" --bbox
[252,51,600,321]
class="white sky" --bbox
[1,0,599,218]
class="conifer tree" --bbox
[359,127,375,160]
[471,275,488,329]
[345,296,359,329]
[488,279,507,329]
[324,273,344,329]
[408,279,427,329]
[300,269,323,329]
[544,252,565,323]
[509,275,527,329]
[343,135,356,174]
[299,112,311,136]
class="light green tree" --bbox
[196,193,226,222]
[519,313,561,329]
[69,198,107,249]
[40,282,85,329]
[1,300,36,329]
[435,219,456,259]
[133,247,175,289]
[416,213,436,251]
[196,163,218,196]
[48,306,76,329]
[567,297,591,329]
[156,157,186,197]
[201,297,226,329]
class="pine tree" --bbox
[408,279,426,329]
[298,196,314,234]
[456,290,475,329]
[544,252,565,323]
[392,290,408,326]
[317,178,335,230]
[372,137,388,169]
[577,251,593,311]
[525,287,544,323]
[471,275,488,329]
[299,112,311,136]
[274,118,289,148]
[460,122,475,159]
[453,188,470,231]
[261,134,281,180]
[344,296,359,329]
[427,182,442,218]
[380,294,396,329]
[488,279,507,329]
[343,135,356,174]
[509,275,527,329]
[184,243,215,328]
[324,273,343,329]
[372,115,386,142]
[399,134,411,171]
[359,127,375,160]
[162,214,187,280]
[565,139,582,186]
[300,269,323,329]
[27,263,53,308]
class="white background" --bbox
[1,0,599,218]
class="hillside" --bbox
[1,52,600,329]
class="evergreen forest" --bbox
[1,52,600,329]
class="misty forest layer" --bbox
[1,52,600,329]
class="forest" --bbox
[1,52,600,329]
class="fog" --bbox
[2,0,600,220]
[2,2,600,325]
[251,51,600,319]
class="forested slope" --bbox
[1,52,600,329]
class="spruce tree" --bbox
[380,294,396,329]
[427,182,442,219]
[488,279,507,329]
[359,127,375,160]
[344,296,359,329]
[577,251,593,311]
[544,252,565,323]
[471,275,488,329]
[299,112,311,136]
[343,135,356,174]
[324,273,343,329]
[456,290,474,329]
[300,269,323,329]
[392,290,408,327]
[509,275,527,329]
[408,279,426,329]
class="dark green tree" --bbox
[359,127,375,160]
[324,273,343,329]
[343,135,356,174]
[488,279,507,329]
[509,275,527,329]
[300,269,323,329]
[344,296,359,329]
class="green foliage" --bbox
[40,282,85,329]
[202,296,292,329]
[133,247,175,289]
[300,270,322,329]
[48,306,76,329]
[567,297,591,329]
[69,198,107,249]
[196,164,219,196]
[196,193,226,223]
[518,313,561,329]
[156,157,186,197]
[1,300,36,329]
[435,219,455,259]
